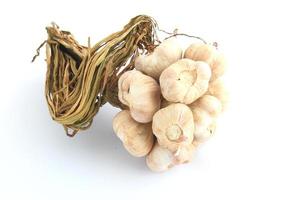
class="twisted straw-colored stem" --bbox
[36,15,158,136]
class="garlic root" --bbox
[160,59,211,104]
[152,103,194,152]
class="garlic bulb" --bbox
[190,95,222,117]
[146,142,196,172]
[112,110,154,157]
[146,143,175,172]
[160,59,211,104]
[195,120,216,143]
[135,38,183,79]
[207,78,229,110]
[113,39,228,171]
[118,70,161,123]
[184,43,226,81]
[189,105,216,142]
[152,103,194,152]
[173,144,196,164]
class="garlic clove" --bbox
[190,95,222,117]
[184,43,227,81]
[152,103,194,152]
[112,110,154,157]
[207,78,229,111]
[135,38,183,79]
[160,59,211,104]
[118,70,161,123]
[146,142,175,172]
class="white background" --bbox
[0,0,297,199]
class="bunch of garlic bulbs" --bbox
[112,38,228,172]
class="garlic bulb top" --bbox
[118,70,161,123]
[112,110,154,157]
[135,38,183,79]
[184,43,227,81]
[160,59,211,104]
[152,103,194,152]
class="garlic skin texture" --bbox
[189,95,222,142]
[152,103,194,152]
[118,70,161,123]
[190,95,222,117]
[146,143,175,172]
[189,107,215,142]
[160,59,211,104]
[173,144,196,164]
[184,43,227,81]
[113,39,228,171]
[135,38,183,79]
[113,110,154,157]
[207,78,229,110]
[146,142,196,172]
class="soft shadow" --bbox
[12,78,151,176]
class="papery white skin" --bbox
[113,110,154,157]
[174,144,196,164]
[184,43,227,81]
[207,78,229,110]
[188,106,215,143]
[152,103,194,152]
[146,142,197,172]
[190,95,222,117]
[159,59,211,104]
[189,94,223,142]
[118,70,161,123]
[135,38,183,79]
[195,121,216,143]
[146,143,175,172]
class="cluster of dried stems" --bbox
[32,15,161,136]
[33,15,206,137]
